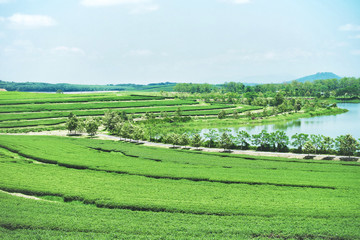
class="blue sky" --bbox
[0,0,359,84]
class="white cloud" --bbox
[221,0,251,4]
[3,42,85,57]
[7,13,56,28]
[3,40,44,55]
[0,17,5,22]
[126,49,153,56]
[339,24,360,31]
[51,46,85,55]
[351,50,360,55]
[129,4,159,14]
[81,0,158,14]
[81,0,149,7]
[349,34,360,39]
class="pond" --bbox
[200,103,360,139]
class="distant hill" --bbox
[293,72,341,83]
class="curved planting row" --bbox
[1,135,357,189]
[0,143,358,218]
[0,94,168,105]
[0,99,197,113]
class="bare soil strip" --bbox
[0,190,57,203]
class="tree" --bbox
[120,123,134,141]
[56,89,63,94]
[303,141,315,156]
[192,134,203,150]
[119,111,128,121]
[175,107,182,118]
[336,134,359,159]
[103,110,120,132]
[169,133,181,148]
[76,119,86,133]
[66,112,78,134]
[274,91,284,106]
[256,130,271,151]
[251,133,261,149]
[320,136,334,154]
[132,126,144,143]
[145,112,155,121]
[236,130,250,150]
[291,133,309,152]
[310,134,323,154]
[219,132,232,151]
[233,110,239,119]
[294,100,302,112]
[113,122,124,137]
[204,129,219,148]
[128,113,134,122]
[273,130,289,152]
[179,133,190,147]
[145,123,154,141]
[85,118,100,136]
[218,110,226,119]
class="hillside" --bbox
[294,72,341,83]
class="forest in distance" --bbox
[1,76,360,98]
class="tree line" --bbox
[174,77,360,97]
[99,112,359,158]
[66,113,101,136]
[156,129,359,158]
[66,110,359,158]
[0,80,175,92]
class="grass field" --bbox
[0,91,262,132]
[0,104,237,122]
[156,107,348,131]
[0,91,359,239]
[0,135,359,239]
[0,99,199,113]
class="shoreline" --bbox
[156,107,348,130]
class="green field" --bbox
[0,94,168,105]
[0,91,262,132]
[0,135,359,239]
[0,104,238,122]
[0,99,198,113]
[0,91,358,239]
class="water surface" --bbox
[200,103,360,139]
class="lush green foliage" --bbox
[0,80,175,92]
[0,135,359,238]
[0,91,264,133]
[174,77,360,97]
[0,94,167,105]
[0,104,237,122]
[0,118,67,128]
[2,192,359,239]
[0,99,197,113]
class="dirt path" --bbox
[2,131,358,162]
[0,190,57,203]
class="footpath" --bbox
[2,130,358,162]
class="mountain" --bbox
[293,72,341,83]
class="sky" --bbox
[0,0,360,85]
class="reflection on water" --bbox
[200,103,360,139]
